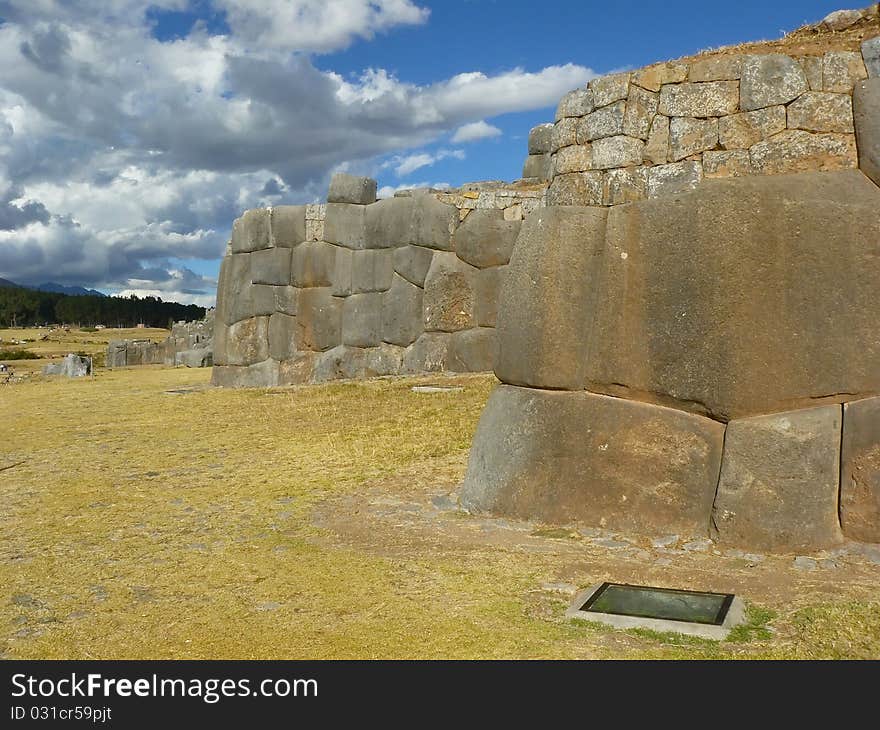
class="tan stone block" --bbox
[577,101,625,142]
[797,55,823,90]
[603,167,648,205]
[550,117,578,152]
[646,160,703,198]
[554,144,594,174]
[703,150,752,177]
[591,136,645,169]
[632,62,687,92]
[658,80,739,117]
[749,130,857,174]
[555,88,595,120]
[823,51,868,92]
[545,172,604,206]
[643,114,670,164]
[589,72,631,107]
[787,91,854,133]
[669,117,718,161]
[718,106,786,149]
[688,56,744,81]
[622,86,659,140]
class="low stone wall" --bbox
[106,338,165,367]
[211,175,547,387]
[106,311,215,368]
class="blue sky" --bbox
[0,0,856,304]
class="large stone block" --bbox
[222,316,269,366]
[332,248,393,295]
[449,327,496,372]
[230,208,271,253]
[591,135,644,169]
[365,197,414,249]
[475,266,505,327]
[327,173,377,205]
[495,206,607,390]
[216,253,253,325]
[401,333,452,373]
[604,167,647,204]
[786,92,854,133]
[645,161,702,198]
[749,130,856,174]
[669,117,718,161]
[718,106,786,149]
[688,56,744,82]
[632,62,687,92]
[577,101,625,142]
[342,292,383,348]
[382,273,424,347]
[589,72,631,107]
[555,88,595,120]
[522,153,552,179]
[295,288,342,351]
[712,405,843,551]
[643,114,670,164]
[863,36,880,77]
[658,80,738,117]
[323,203,366,249]
[422,252,478,332]
[268,312,297,361]
[251,284,276,317]
[703,150,752,178]
[550,117,578,152]
[250,247,291,285]
[453,209,520,269]
[840,396,880,543]
[461,386,725,537]
[528,123,555,154]
[277,351,317,385]
[273,285,299,316]
[854,78,880,187]
[211,359,279,388]
[409,194,457,250]
[740,54,807,110]
[291,241,336,287]
[552,145,594,174]
[622,86,659,140]
[271,205,306,247]
[393,245,433,287]
[822,51,867,93]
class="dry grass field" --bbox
[2,366,880,659]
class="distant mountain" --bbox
[34,282,106,297]
[0,277,19,288]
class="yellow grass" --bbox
[2,367,879,659]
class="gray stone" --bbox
[718,106,786,149]
[703,150,752,177]
[251,284,276,316]
[749,130,856,174]
[555,88,595,120]
[741,54,808,111]
[632,62,687,92]
[273,285,298,316]
[823,51,867,93]
[327,173,377,205]
[409,194,457,250]
[271,205,306,247]
[268,312,297,361]
[589,73,631,107]
[577,101,625,142]
[669,117,718,161]
[291,241,336,287]
[453,209,520,269]
[393,245,433,287]
[652,535,679,548]
[658,80,739,117]
[402,332,453,373]
[712,405,843,552]
[277,351,318,385]
[461,385,725,536]
[550,117,578,152]
[522,153,552,179]
[295,288,342,351]
[552,145,594,174]
[211,359,279,388]
[365,197,414,249]
[335,343,404,380]
[175,348,212,368]
[603,167,647,204]
[793,556,818,571]
[381,274,424,346]
[688,56,744,82]
[342,292,383,347]
[591,135,644,169]
[323,203,366,249]
[643,114,670,164]
[250,247,291,286]
[622,86,659,140]
[43,353,91,377]
[449,327,496,372]
[840,396,880,543]
[645,161,702,198]
[821,9,863,31]
[332,248,393,295]
[220,316,269,366]
[786,92,854,133]
[475,266,505,327]
[230,208,271,253]
[528,123,555,153]
[854,78,880,187]
[422,252,478,332]
[798,56,824,91]
[863,36,880,77]
[216,253,253,325]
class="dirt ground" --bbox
[2,366,879,659]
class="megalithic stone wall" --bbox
[211,175,547,387]
[461,16,880,553]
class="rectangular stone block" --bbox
[646,161,703,198]
[632,62,687,92]
[786,92,854,133]
[382,273,424,347]
[268,312,297,361]
[528,123,555,153]
[211,359,279,388]
[252,284,276,317]
[295,288,342,351]
[591,135,644,169]
[546,172,604,206]
[291,241,336,287]
[703,150,752,177]
[216,253,254,325]
[423,252,477,332]
[823,51,867,93]
[327,173,377,205]
[550,117,578,152]
[863,36,880,77]
[622,86,659,140]
[408,194,457,250]
[841,396,880,543]
[712,405,843,552]
[854,78,880,187]
[718,106,786,149]
[576,101,625,142]
[323,203,366,249]
[749,130,857,174]
[222,316,270,366]
[271,205,306,247]
[589,72,631,107]
[643,114,670,164]
[341,292,383,347]
[332,248,394,296]
[273,285,298,316]
[475,265,505,327]
[688,56,744,82]
[658,80,739,117]
[250,247,292,285]
[449,327,497,372]
[230,209,271,253]
[555,88,596,120]
[522,153,552,179]
[393,245,433,287]
[604,167,647,205]
[365,197,414,249]
[669,117,718,161]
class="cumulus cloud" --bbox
[451,120,502,143]
[0,0,595,304]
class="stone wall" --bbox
[106,310,215,368]
[211,175,547,387]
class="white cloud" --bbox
[376,181,450,198]
[451,120,502,143]
[386,149,465,177]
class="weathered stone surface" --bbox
[273,285,298,315]
[545,172,604,206]
[749,130,857,174]
[577,101,625,142]
[381,273,424,346]
[230,208,271,253]
[449,327,496,372]
[212,359,279,388]
[423,252,477,332]
[409,194,457,250]
[332,248,393,295]
[475,266,505,327]
[461,385,725,537]
[718,106,786,149]
[669,117,718,161]
[392,245,433,287]
[589,171,880,419]
[316,343,405,381]
[550,117,578,152]
[43,353,92,377]
[643,115,670,164]
[863,36,880,77]
[453,209,520,269]
[591,135,644,169]
[552,145,594,174]
[295,288,342,351]
[216,253,253,325]
[712,405,843,551]
[250,247,291,285]
[853,78,880,187]
[622,86,659,140]
[222,316,269,366]
[688,56,743,82]
[821,8,863,31]
[503,204,523,221]
[175,348,212,368]
[342,292,383,347]
[528,123,555,153]
[277,351,317,385]
[327,173,376,205]
[589,73,631,107]
[496,206,607,390]
[252,284,276,317]
[555,88,595,120]
[798,55,824,91]
[401,332,452,373]
[741,54,807,110]
[823,51,867,92]
[268,312,297,361]
[522,153,552,179]
[703,149,752,177]
[658,80,739,117]
[603,167,647,204]
[291,241,336,287]
[787,92,854,133]
[365,197,414,249]
[271,205,306,247]
[632,62,687,92]
[646,161,703,198]
[841,396,880,543]
[323,203,366,249]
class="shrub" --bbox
[0,348,41,360]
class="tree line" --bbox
[0,286,206,328]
